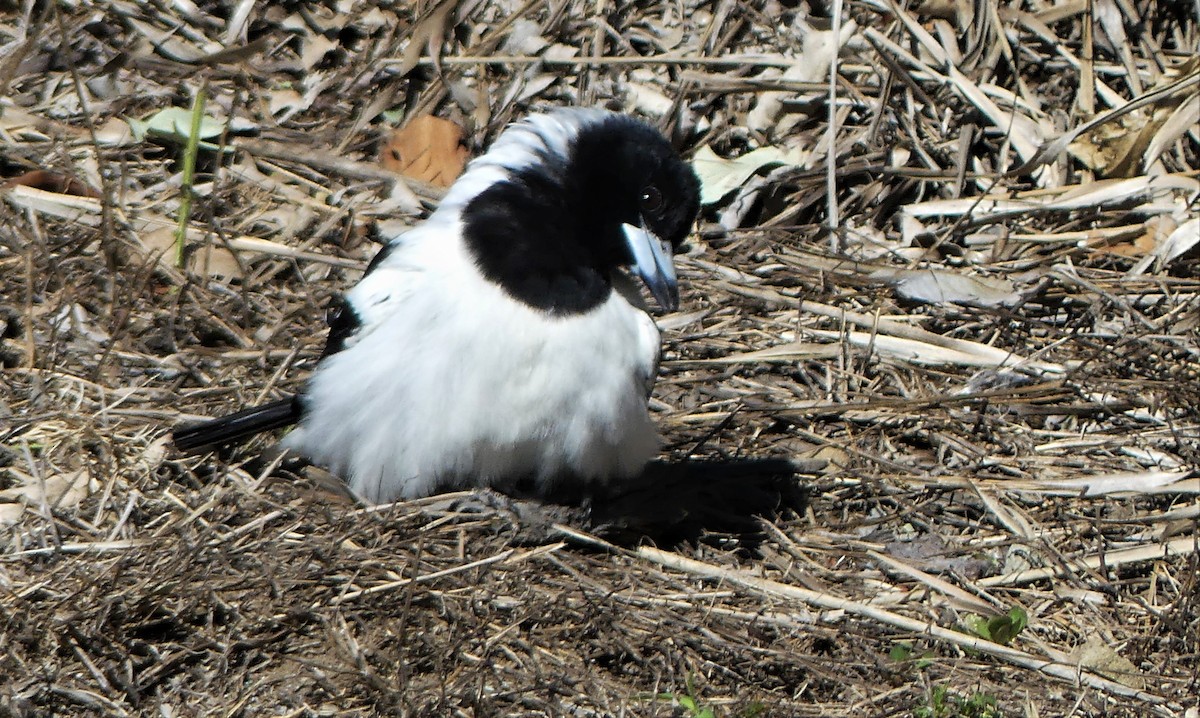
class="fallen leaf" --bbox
[134,436,171,474]
[299,33,339,71]
[50,303,111,344]
[1039,468,1192,496]
[396,0,457,76]
[93,116,135,146]
[809,446,849,474]
[126,17,220,63]
[1072,635,1147,690]
[1068,107,1163,178]
[2,170,100,198]
[2,184,353,273]
[1144,89,1200,168]
[873,268,1022,308]
[264,87,308,122]
[1007,59,1199,178]
[501,18,550,55]
[1103,217,1166,257]
[0,182,104,220]
[140,226,244,280]
[128,106,226,146]
[904,173,1200,218]
[0,469,94,510]
[1067,56,1200,178]
[746,18,857,134]
[512,74,559,105]
[627,68,673,117]
[380,115,469,188]
[805,328,1063,373]
[692,144,807,205]
[1151,217,1200,266]
[0,503,23,526]
[1127,216,1200,275]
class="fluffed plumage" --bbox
[173,108,701,503]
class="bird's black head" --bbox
[460,110,701,316]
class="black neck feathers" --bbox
[461,114,700,315]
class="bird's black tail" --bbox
[173,396,303,452]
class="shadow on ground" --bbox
[408,457,818,550]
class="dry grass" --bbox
[2,0,1199,716]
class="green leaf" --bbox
[129,106,226,145]
[964,614,992,641]
[985,606,1028,645]
[1008,607,1028,633]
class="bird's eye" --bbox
[640,185,663,213]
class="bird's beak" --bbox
[621,222,679,312]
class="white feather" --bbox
[437,107,608,214]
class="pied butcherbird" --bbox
[174,108,701,503]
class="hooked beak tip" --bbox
[659,285,680,313]
[621,222,679,313]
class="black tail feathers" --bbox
[173,396,303,452]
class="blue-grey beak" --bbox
[621,222,678,312]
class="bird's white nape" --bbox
[436,108,611,215]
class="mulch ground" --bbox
[2,1,1198,716]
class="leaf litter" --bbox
[0,0,1198,716]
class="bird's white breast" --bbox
[282,218,662,503]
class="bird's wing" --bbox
[323,265,422,354]
[321,226,448,357]
[636,311,662,400]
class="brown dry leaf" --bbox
[1072,635,1147,690]
[140,226,244,280]
[808,446,849,474]
[1103,216,1172,257]
[2,170,100,197]
[299,33,339,72]
[872,268,1022,308]
[125,17,220,63]
[0,503,24,526]
[1068,107,1163,178]
[0,469,94,511]
[1103,227,1160,257]
[94,116,135,146]
[265,87,307,121]
[1068,57,1200,178]
[381,115,469,188]
[746,19,857,135]
[1129,216,1200,275]
[396,0,458,76]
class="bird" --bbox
[173,107,701,504]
